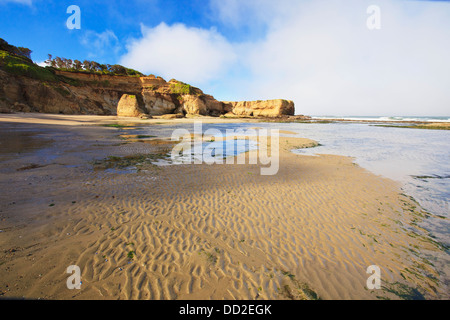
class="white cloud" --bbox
[119,0,450,116]
[35,61,48,67]
[120,23,237,84]
[216,0,450,116]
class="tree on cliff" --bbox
[0,38,32,61]
[66,58,73,70]
[110,64,126,75]
[73,59,83,71]
[16,47,32,60]
[1,37,145,77]
[45,54,56,68]
[92,61,100,72]
[54,57,65,69]
[82,60,92,72]
[44,55,144,77]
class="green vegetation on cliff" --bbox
[0,38,32,61]
[0,37,145,80]
[0,50,58,82]
[0,38,56,81]
[0,49,82,88]
[45,54,144,77]
[170,81,194,95]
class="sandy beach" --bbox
[0,114,447,300]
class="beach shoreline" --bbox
[1,112,449,127]
[0,114,447,300]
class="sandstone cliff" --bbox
[0,69,125,115]
[117,94,146,118]
[224,99,295,117]
[0,51,296,118]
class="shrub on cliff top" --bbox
[1,37,146,80]
[0,38,32,61]
[45,55,144,77]
[0,50,57,82]
[170,82,193,95]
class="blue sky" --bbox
[0,1,209,62]
[0,0,266,65]
[1,0,449,116]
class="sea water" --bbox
[312,115,450,123]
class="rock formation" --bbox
[224,99,295,118]
[0,54,297,118]
[117,94,145,117]
[0,69,123,115]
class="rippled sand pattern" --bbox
[0,130,446,300]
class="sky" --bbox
[0,0,449,116]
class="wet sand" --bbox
[0,112,260,126]
[0,114,447,300]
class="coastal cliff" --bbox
[224,99,295,117]
[0,43,297,118]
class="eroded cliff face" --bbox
[0,69,296,117]
[0,69,123,115]
[117,94,146,117]
[224,99,295,117]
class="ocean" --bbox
[312,115,450,122]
